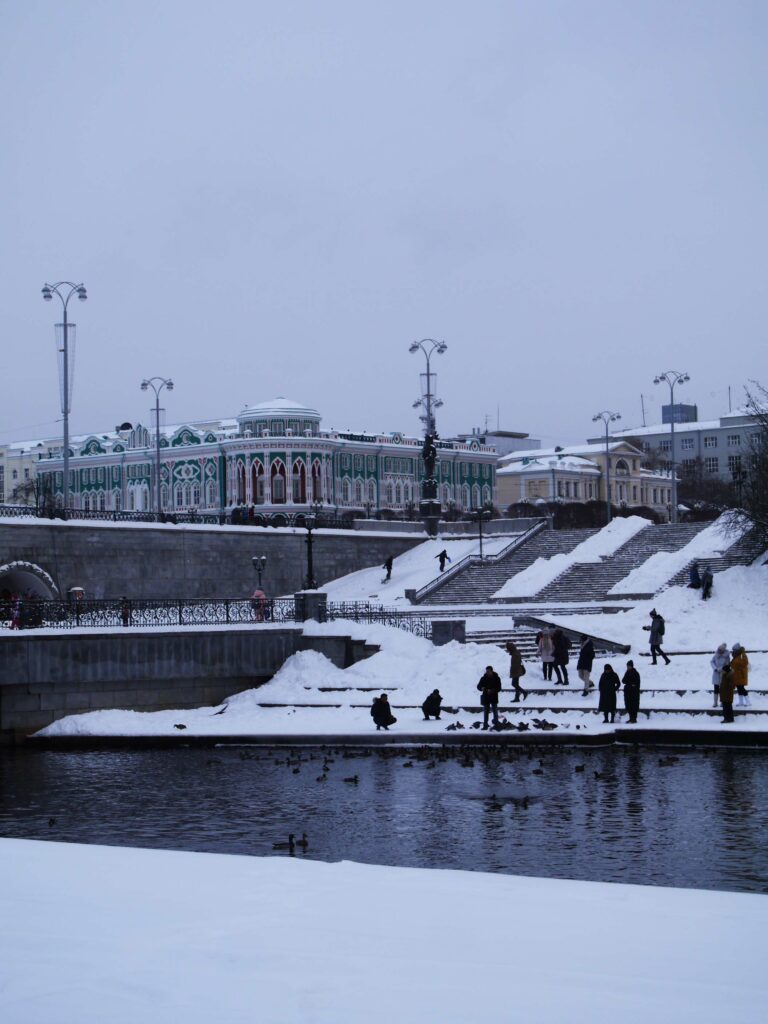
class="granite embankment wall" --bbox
[0,521,424,599]
[0,627,377,744]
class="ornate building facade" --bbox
[35,398,497,523]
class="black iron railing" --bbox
[0,596,297,631]
[326,601,432,638]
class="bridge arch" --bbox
[0,561,59,599]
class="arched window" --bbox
[482,485,491,505]
[462,484,471,509]
[472,484,481,508]
[251,460,265,504]
[160,484,169,510]
[292,460,307,503]
[367,479,376,505]
[112,489,121,511]
[342,478,351,503]
[83,494,91,512]
[192,483,201,506]
[99,491,106,511]
[236,462,246,504]
[442,484,450,506]
[395,483,402,505]
[354,478,363,503]
[311,459,323,501]
[615,459,630,477]
[385,482,393,505]
[271,460,286,504]
[205,479,217,507]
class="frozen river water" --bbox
[1,744,767,893]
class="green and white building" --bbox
[35,398,497,523]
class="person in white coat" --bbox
[710,643,730,709]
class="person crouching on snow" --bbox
[421,689,443,720]
[371,694,397,731]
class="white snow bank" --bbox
[1,839,766,1024]
[609,517,745,595]
[494,516,649,598]
[321,534,514,604]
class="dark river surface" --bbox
[1,744,767,894]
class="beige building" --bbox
[497,441,676,518]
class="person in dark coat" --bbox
[505,640,528,702]
[701,566,714,600]
[598,664,621,723]
[622,660,641,723]
[643,609,671,665]
[719,664,736,724]
[436,549,451,572]
[552,628,571,685]
[421,689,443,720]
[688,564,701,589]
[371,694,397,731]
[383,556,393,581]
[477,666,502,729]
[577,635,595,696]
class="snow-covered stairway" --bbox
[527,523,706,603]
[417,528,598,605]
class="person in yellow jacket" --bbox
[731,644,750,707]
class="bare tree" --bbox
[722,383,768,546]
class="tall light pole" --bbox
[140,377,174,515]
[653,370,690,523]
[592,410,621,525]
[409,338,447,436]
[304,513,317,589]
[42,281,87,514]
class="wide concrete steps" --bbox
[521,523,708,603]
[421,528,598,605]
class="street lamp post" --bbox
[471,503,492,559]
[409,338,447,436]
[653,371,690,523]
[304,514,317,589]
[140,377,174,516]
[42,281,87,514]
[592,410,621,525]
[252,555,267,589]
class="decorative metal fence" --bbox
[0,596,297,631]
[326,601,432,638]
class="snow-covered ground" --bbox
[494,515,649,598]
[609,517,743,594]
[321,533,515,604]
[37,559,768,739]
[1,839,765,1024]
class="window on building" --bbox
[659,440,671,453]
[728,454,742,474]
[24,468,30,480]
[703,436,717,448]
[681,458,696,474]
[632,485,637,501]
[354,479,363,503]
[728,434,741,447]
[704,457,719,474]
[564,481,571,497]
[394,483,402,504]
[573,482,579,498]
[641,442,651,453]
[367,480,376,504]
[12,470,18,480]
[681,438,694,451]
[588,483,593,498]
[652,488,658,504]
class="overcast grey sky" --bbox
[2,1,766,448]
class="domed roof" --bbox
[237,397,320,420]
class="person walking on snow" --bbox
[552,628,571,685]
[598,664,621,723]
[701,566,714,600]
[577,635,596,696]
[436,549,451,572]
[383,556,393,582]
[505,640,529,702]
[688,563,702,589]
[622,660,641,723]
[477,666,502,729]
[643,609,670,665]
[731,644,750,706]
[710,643,730,709]
[538,628,555,681]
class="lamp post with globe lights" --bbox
[592,410,621,526]
[653,371,690,523]
[41,281,87,514]
[140,377,174,516]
